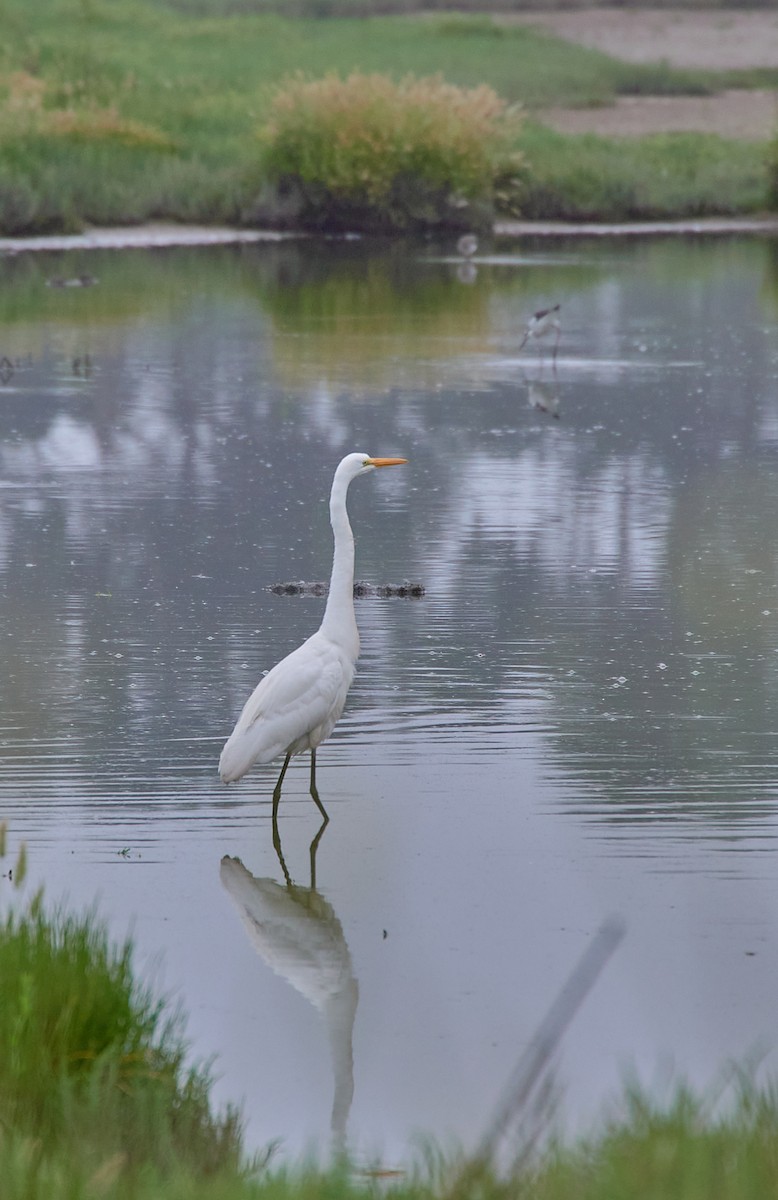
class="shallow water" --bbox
[2,233,778,1162]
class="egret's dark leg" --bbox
[309,750,329,823]
[309,816,328,890]
[552,327,560,362]
[271,751,293,822]
[272,812,292,887]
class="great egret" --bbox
[219,452,407,819]
[518,304,561,362]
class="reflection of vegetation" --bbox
[0,243,270,340]
[253,242,606,387]
[672,465,778,636]
[533,462,778,819]
[759,237,778,316]
[261,257,492,386]
[0,238,609,389]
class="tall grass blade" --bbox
[451,916,625,1193]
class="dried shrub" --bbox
[0,71,174,151]
[251,71,523,232]
[45,108,176,150]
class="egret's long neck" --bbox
[320,473,358,645]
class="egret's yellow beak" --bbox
[367,457,407,468]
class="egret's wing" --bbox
[219,635,351,779]
[240,638,343,730]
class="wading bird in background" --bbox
[518,303,561,363]
[219,453,407,821]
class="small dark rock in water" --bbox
[270,579,425,598]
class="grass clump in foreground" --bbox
[0,845,246,1196]
[249,71,523,233]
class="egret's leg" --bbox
[271,751,293,821]
[309,750,329,823]
[309,816,329,889]
[272,813,292,887]
[552,326,561,362]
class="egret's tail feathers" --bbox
[218,726,288,783]
[219,736,255,784]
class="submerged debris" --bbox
[46,274,99,288]
[269,579,426,598]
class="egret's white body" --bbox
[219,453,406,807]
[519,304,561,360]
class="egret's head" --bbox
[337,452,407,483]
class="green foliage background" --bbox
[0,0,773,232]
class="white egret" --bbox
[518,303,561,362]
[219,452,407,819]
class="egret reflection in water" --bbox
[220,849,358,1153]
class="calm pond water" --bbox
[2,232,778,1163]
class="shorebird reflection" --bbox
[456,261,478,285]
[220,849,358,1153]
[527,377,561,420]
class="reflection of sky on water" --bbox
[2,236,778,1159]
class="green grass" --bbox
[0,900,246,1179]
[511,124,770,221]
[0,826,245,1193]
[0,0,775,232]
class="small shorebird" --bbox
[518,304,561,362]
[456,234,478,259]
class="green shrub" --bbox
[249,71,523,232]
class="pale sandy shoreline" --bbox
[0,225,298,255]
[2,218,778,256]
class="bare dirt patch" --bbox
[542,88,777,139]
[510,7,778,138]
[510,7,778,70]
